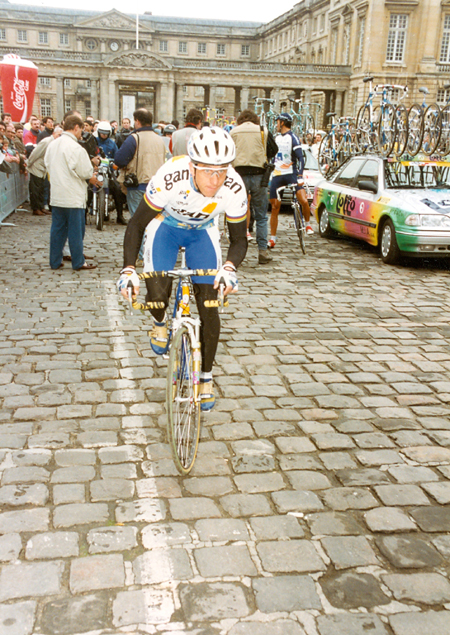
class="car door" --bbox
[350,159,381,242]
[329,158,367,238]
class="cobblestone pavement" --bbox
[1,207,450,635]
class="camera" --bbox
[124,173,139,188]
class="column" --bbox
[240,86,249,112]
[175,83,184,123]
[56,77,64,122]
[154,83,161,122]
[204,85,210,107]
[335,89,344,117]
[271,87,281,112]
[108,79,117,121]
[91,79,99,120]
[303,89,312,104]
[100,77,109,120]
[166,79,175,122]
[209,85,217,109]
[234,86,241,116]
[159,81,171,122]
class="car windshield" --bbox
[385,162,450,189]
[303,149,319,171]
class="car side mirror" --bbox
[358,179,378,194]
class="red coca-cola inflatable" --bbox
[0,54,38,123]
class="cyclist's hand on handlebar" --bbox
[214,264,238,296]
[91,156,100,167]
[89,174,103,188]
[297,177,305,187]
[117,267,140,300]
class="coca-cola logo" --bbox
[11,75,29,112]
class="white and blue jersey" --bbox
[273,131,305,177]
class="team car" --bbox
[312,155,450,264]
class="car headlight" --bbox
[405,215,450,227]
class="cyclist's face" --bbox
[190,162,229,197]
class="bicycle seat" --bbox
[326,112,336,118]
[363,76,374,83]
[419,87,429,94]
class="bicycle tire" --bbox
[356,104,372,152]
[394,104,409,157]
[293,201,306,254]
[318,132,338,177]
[96,188,105,231]
[407,104,424,156]
[439,105,450,156]
[166,325,201,475]
[377,103,397,157]
[422,103,441,156]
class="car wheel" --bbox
[319,206,334,238]
[380,219,401,264]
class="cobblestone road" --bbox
[1,208,450,635]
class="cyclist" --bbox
[117,127,247,411]
[268,113,313,249]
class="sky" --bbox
[8,0,298,24]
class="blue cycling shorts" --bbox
[269,173,303,199]
[143,217,222,285]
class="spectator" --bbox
[4,123,25,168]
[231,109,276,265]
[162,124,176,160]
[13,124,26,155]
[0,122,6,135]
[171,119,179,129]
[28,125,63,216]
[115,117,133,148]
[110,120,118,139]
[23,115,40,156]
[310,132,323,159]
[45,114,101,271]
[96,121,126,225]
[114,108,165,220]
[37,116,54,143]
[170,108,202,155]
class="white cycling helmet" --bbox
[97,121,112,137]
[188,126,236,165]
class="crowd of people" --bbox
[2,105,314,409]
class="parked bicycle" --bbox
[89,157,111,231]
[129,251,227,475]
[318,114,357,177]
[276,183,307,254]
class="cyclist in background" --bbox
[117,127,247,411]
[268,113,313,249]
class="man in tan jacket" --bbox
[114,108,166,220]
[231,109,274,265]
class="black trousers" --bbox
[29,173,46,211]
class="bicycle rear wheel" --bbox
[439,105,450,156]
[166,325,201,475]
[377,104,397,157]
[293,202,306,254]
[394,105,409,157]
[422,104,441,156]
[318,132,338,177]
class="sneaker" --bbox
[258,250,273,264]
[306,225,314,235]
[199,380,215,411]
[150,321,169,355]
[267,239,276,249]
[247,231,254,241]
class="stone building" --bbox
[0,0,448,126]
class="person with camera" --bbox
[114,108,166,221]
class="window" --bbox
[197,42,206,55]
[357,160,379,190]
[320,14,325,31]
[0,29,6,41]
[386,14,408,62]
[182,85,187,93]
[343,23,350,64]
[85,38,97,50]
[217,43,225,56]
[331,28,338,61]
[40,98,51,117]
[60,33,69,46]
[357,16,365,64]
[160,40,168,53]
[334,158,366,187]
[86,80,91,88]
[178,41,187,54]
[38,32,48,44]
[65,100,71,111]
[313,18,317,34]
[440,16,450,63]
[64,78,71,88]
[241,44,250,56]
[85,101,91,117]
[39,77,51,88]
[437,88,450,105]
[17,30,27,42]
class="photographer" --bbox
[114,108,165,221]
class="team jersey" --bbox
[143,155,248,228]
[273,131,304,177]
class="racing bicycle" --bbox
[277,183,307,254]
[129,251,226,475]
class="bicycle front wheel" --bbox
[293,202,306,254]
[166,325,201,475]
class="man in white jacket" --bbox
[45,115,101,271]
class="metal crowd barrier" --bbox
[0,163,28,225]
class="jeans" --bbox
[126,188,145,259]
[50,207,85,270]
[241,173,269,251]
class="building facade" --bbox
[0,0,448,127]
